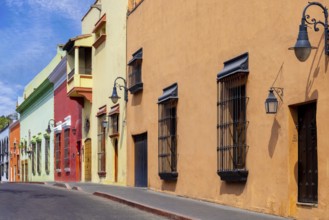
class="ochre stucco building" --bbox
[126,0,329,219]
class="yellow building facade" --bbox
[126,0,329,219]
[77,0,128,184]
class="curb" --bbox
[72,186,82,191]
[93,191,193,220]
[53,183,71,189]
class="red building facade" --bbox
[53,81,83,182]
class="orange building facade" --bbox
[9,120,20,182]
[126,1,329,219]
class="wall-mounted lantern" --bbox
[289,2,328,61]
[101,119,108,129]
[45,119,55,134]
[265,87,284,114]
[109,77,128,104]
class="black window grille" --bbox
[45,137,50,173]
[98,115,106,176]
[158,99,178,180]
[217,73,248,182]
[64,129,70,170]
[128,49,143,94]
[37,141,41,175]
[55,134,61,171]
[32,143,36,175]
[109,114,119,137]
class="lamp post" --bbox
[289,2,328,61]
[265,87,284,114]
[45,119,55,134]
[109,77,128,104]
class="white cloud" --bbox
[0,81,22,116]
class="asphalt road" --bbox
[0,183,167,220]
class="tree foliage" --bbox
[0,115,12,131]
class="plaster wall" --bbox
[126,0,329,218]
[9,121,20,182]
[90,0,128,185]
[54,81,83,182]
[19,87,54,182]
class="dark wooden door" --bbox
[134,133,148,187]
[298,102,318,203]
[84,139,91,181]
[114,139,118,183]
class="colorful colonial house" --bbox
[9,120,20,182]
[49,56,83,182]
[63,27,93,183]
[0,125,9,182]
[86,0,128,185]
[125,0,329,219]
[17,46,65,182]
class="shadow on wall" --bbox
[268,118,280,158]
[161,180,177,192]
[219,182,246,196]
[131,92,143,106]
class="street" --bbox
[0,183,167,220]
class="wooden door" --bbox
[134,133,148,187]
[114,140,118,182]
[84,139,92,181]
[298,102,318,203]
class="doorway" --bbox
[133,133,148,187]
[114,139,118,182]
[84,139,92,181]
[298,102,318,204]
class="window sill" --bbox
[64,168,71,173]
[297,202,318,207]
[109,133,119,138]
[56,169,62,173]
[159,172,178,181]
[98,171,106,177]
[217,170,248,182]
[93,34,106,49]
[128,82,143,94]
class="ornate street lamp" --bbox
[289,2,328,61]
[109,77,128,104]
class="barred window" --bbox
[108,105,120,138]
[64,129,70,171]
[32,143,36,175]
[128,48,143,94]
[55,134,61,171]
[217,73,248,182]
[37,141,41,175]
[98,114,106,176]
[158,83,178,181]
[45,137,50,173]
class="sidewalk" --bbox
[46,182,290,220]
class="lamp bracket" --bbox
[113,76,128,102]
[302,2,329,55]
[271,87,284,101]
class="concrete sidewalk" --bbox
[46,182,290,220]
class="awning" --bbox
[217,52,249,81]
[96,105,107,117]
[128,48,143,65]
[158,83,178,104]
[108,105,120,116]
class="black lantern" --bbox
[265,87,283,114]
[45,119,55,134]
[289,2,328,61]
[109,77,128,103]
[265,89,278,114]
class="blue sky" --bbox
[0,0,95,116]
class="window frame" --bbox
[217,73,249,182]
[36,140,41,175]
[45,137,50,174]
[64,129,70,172]
[157,83,178,181]
[128,49,143,94]
[55,133,61,172]
[97,114,107,177]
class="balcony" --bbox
[63,35,93,103]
